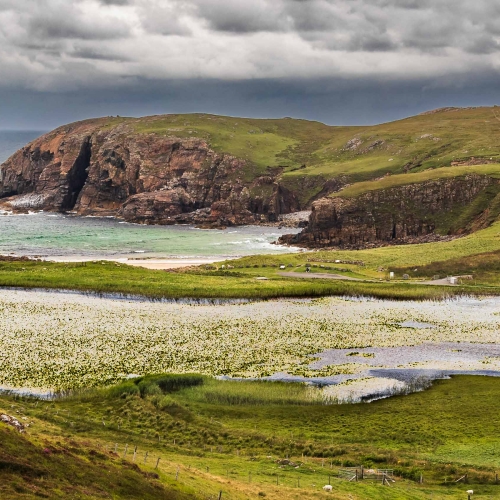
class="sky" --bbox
[0,0,500,129]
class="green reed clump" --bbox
[182,378,322,406]
[136,374,205,396]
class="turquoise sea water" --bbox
[0,213,300,259]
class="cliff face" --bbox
[0,121,301,226]
[279,175,500,248]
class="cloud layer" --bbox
[1,0,500,91]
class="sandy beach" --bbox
[120,258,222,270]
[46,256,223,270]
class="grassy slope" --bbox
[130,108,500,179]
[332,164,500,198]
[2,375,500,499]
[120,107,500,205]
[0,427,200,500]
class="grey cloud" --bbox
[70,46,132,62]
[194,1,288,33]
[99,0,130,4]
[465,36,500,55]
[0,0,499,94]
[135,1,193,36]
[29,15,130,40]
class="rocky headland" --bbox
[2,109,499,248]
[0,119,302,228]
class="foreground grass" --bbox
[0,258,496,300]
[2,375,500,499]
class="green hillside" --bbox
[2,375,500,499]
[125,107,500,202]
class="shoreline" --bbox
[47,256,225,270]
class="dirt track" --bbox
[278,272,364,281]
[278,272,458,286]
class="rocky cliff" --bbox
[0,119,301,226]
[279,175,500,248]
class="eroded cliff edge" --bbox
[279,174,500,248]
[0,119,302,227]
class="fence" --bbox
[339,466,395,485]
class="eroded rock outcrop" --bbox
[280,175,500,248]
[0,120,302,226]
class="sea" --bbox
[0,131,300,259]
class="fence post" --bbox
[218,492,222,500]
[143,451,148,465]
[122,444,128,459]
[276,474,279,485]
[133,446,137,462]
[176,466,179,480]
[155,457,160,470]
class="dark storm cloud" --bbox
[2,74,500,131]
[0,0,499,128]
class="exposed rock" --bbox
[450,157,498,166]
[343,137,362,151]
[1,413,25,432]
[362,139,385,152]
[279,175,499,248]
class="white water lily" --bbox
[0,292,499,391]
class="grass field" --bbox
[2,375,500,499]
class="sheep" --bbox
[322,484,332,492]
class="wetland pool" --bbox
[1,290,499,401]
